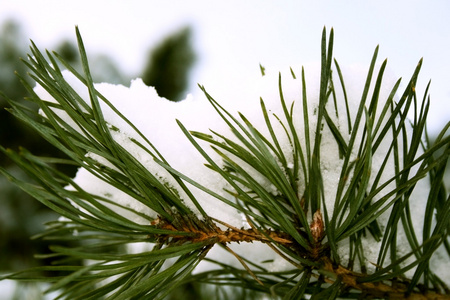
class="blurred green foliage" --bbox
[141,26,196,101]
[0,20,70,273]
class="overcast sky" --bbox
[1,0,449,132]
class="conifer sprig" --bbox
[0,27,448,299]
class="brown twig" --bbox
[149,213,450,299]
[151,214,295,246]
[320,256,450,299]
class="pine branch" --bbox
[0,26,448,299]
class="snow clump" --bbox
[33,65,448,283]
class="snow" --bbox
[33,62,449,285]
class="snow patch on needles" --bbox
[33,63,444,279]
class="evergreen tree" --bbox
[0,20,62,274]
[141,26,196,101]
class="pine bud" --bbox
[310,210,324,243]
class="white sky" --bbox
[1,0,449,133]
